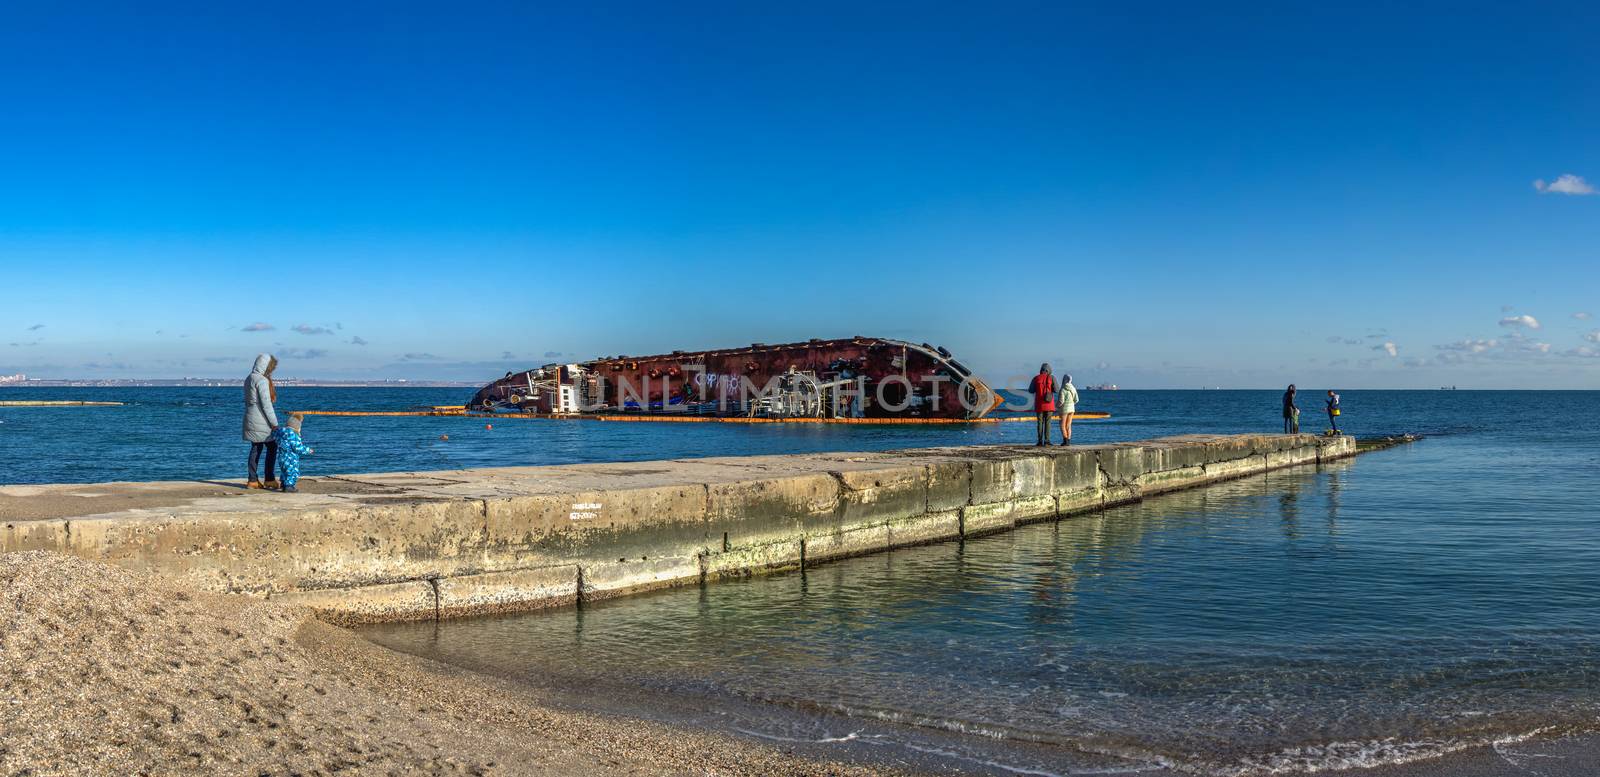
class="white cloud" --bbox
[240,322,275,332]
[1372,342,1398,357]
[292,324,334,336]
[1498,315,1541,330]
[1575,312,1593,321]
[1585,330,1600,343]
[1437,338,1499,353]
[1567,345,1600,359]
[1533,174,1596,195]
[349,336,369,346]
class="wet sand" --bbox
[2,549,1590,776]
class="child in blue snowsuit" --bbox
[272,414,314,492]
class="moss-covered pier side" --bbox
[1,434,1357,624]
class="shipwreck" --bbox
[467,337,998,421]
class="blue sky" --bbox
[2,1,1597,388]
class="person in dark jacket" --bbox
[1029,363,1057,446]
[1282,384,1299,434]
[244,353,280,488]
[1326,389,1341,434]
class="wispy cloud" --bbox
[26,324,43,331]
[241,322,275,332]
[1436,338,1498,353]
[500,351,517,360]
[292,324,334,336]
[543,350,563,358]
[349,336,369,346]
[1372,342,1399,357]
[278,348,328,360]
[1585,330,1600,343]
[202,356,243,363]
[1575,312,1593,321]
[1498,314,1541,330]
[400,352,441,361]
[1567,346,1600,359]
[9,341,39,347]
[1533,174,1596,195]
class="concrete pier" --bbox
[0,433,1355,624]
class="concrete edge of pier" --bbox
[0,433,1382,624]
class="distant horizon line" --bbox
[3,381,1596,392]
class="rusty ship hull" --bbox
[468,337,997,420]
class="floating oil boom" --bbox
[467,337,999,421]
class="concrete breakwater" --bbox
[0,433,1355,624]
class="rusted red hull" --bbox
[468,337,996,420]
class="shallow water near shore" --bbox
[359,394,1600,775]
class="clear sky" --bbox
[2,1,1597,388]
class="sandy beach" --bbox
[0,551,892,776]
[4,549,1593,777]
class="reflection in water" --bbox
[363,448,1600,775]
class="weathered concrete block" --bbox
[968,458,1015,506]
[1,519,69,553]
[1142,443,1214,473]
[580,555,702,600]
[65,498,488,596]
[1265,446,1318,470]
[703,538,803,579]
[438,565,580,616]
[1056,487,1102,516]
[962,494,1057,536]
[1204,454,1268,481]
[832,465,929,526]
[924,460,973,512]
[805,521,891,563]
[886,510,961,547]
[708,473,839,548]
[1009,455,1055,499]
[485,484,708,569]
[273,579,437,625]
[1049,449,1099,494]
[1138,464,1209,495]
[1095,444,1146,485]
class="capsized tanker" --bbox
[468,337,998,420]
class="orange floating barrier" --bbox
[293,407,1109,425]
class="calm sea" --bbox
[0,385,1488,485]
[7,387,1599,774]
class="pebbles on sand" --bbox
[0,551,885,776]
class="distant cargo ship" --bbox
[468,337,998,420]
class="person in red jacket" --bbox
[1028,363,1057,446]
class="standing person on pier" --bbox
[1029,363,1057,446]
[243,353,280,489]
[1326,389,1341,434]
[1282,384,1299,434]
[1057,373,1080,445]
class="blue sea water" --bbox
[331,389,1598,775]
[0,385,1493,485]
[7,387,1599,774]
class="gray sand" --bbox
[0,551,891,776]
